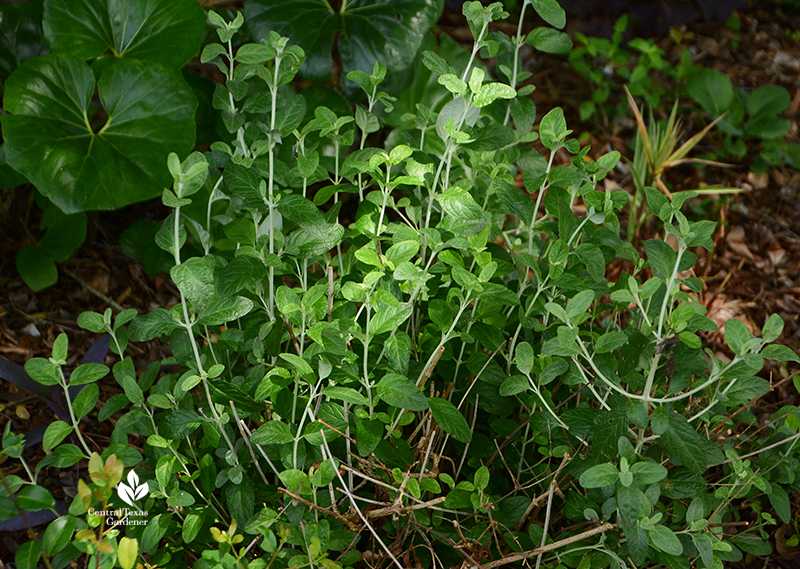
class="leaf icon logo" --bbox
[117,470,149,507]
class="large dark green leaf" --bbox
[0,1,48,81]
[43,0,205,68]
[0,145,28,189]
[245,0,444,82]
[2,55,196,213]
[16,246,58,292]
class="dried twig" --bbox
[278,487,360,531]
[480,523,615,569]
[720,432,800,465]
[709,373,797,436]
[320,432,405,569]
[419,346,445,390]
[534,481,556,569]
[234,419,284,484]
[281,314,301,355]
[368,496,447,519]
[63,267,125,312]
[229,401,269,486]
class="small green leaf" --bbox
[643,239,677,280]
[725,318,752,356]
[473,82,516,107]
[630,461,667,485]
[52,333,68,363]
[659,413,723,473]
[494,179,534,226]
[355,247,382,267]
[370,303,413,336]
[385,332,412,376]
[626,522,649,566]
[251,421,294,445]
[17,485,55,511]
[428,397,472,443]
[218,255,265,296]
[761,344,800,363]
[41,444,85,468]
[167,490,195,508]
[183,513,203,543]
[539,107,568,150]
[279,353,314,379]
[43,516,75,556]
[43,421,72,452]
[69,363,109,385]
[323,387,368,407]
[686,68,733,115]
[128,308,177,341]
[118,536,138,569]
[768,484,792,524]
[15,539,42,569]
[579,463,619,488]
[438,73,467,97]
[197,296,254,326]
[595,331,628,354]
[746,85,790,117]
[500,375,529,396]
[77,311,108,333]
[113,358,144,406]
[531,0,566,28]
[171,256,215,308]
[436,185,489,236]
[377,374,429,412]
[686,497,704,524]
[515,342,535,374]
[474,466,490,490]
[526,28,572,54]
[762,314,785,343]
[648,524,683,556]
[616,484,646,526]
[567,289,595,320]
[140,513,171,555]
[24,358,61,386]
[356,419,384,457]
[236,43,277,64]
[385,241,420,266]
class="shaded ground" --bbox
[1,0,800,564]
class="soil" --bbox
[1,0,799,565]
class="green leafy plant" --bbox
[568,15,692,123]
[2,2,799,569]
[686,68,800,171]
